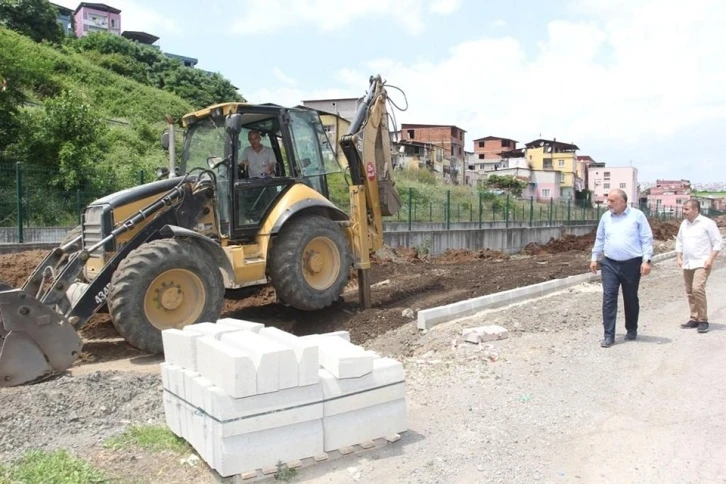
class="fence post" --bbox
[446,190,451,230]
[568,199,571,224]
[505,194,510,228]
[16,162,23,243]
[24,187,29,228]
[77,189,82,225]
[549,197,553,225]
[597,204,601,219]
[139,169,145,185]
[457,203,460,222]
[529,196,534,227]
[408,187,412,232]
[478,191,482,229]
[429,201,432,223]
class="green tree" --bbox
[483,174,527,197]
[0,0,63,43]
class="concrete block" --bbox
[259,327,319,386]
[324,382,405,417]
[462,325,509,344]
[305,330,351,342]
[200,380,323,424]
[195,337,257,398]
[161,329,199,371]
[306,335,374,379]
[216,318,264,333]
[183,322,241,340]
[323,399,407,451]
[162,391,182,437]
[213,419,324,477]
[220,331,297,393]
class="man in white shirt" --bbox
[240,130,276,178]
[676,199,723,333]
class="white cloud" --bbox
[492,19,507,28]
[429,0,462,15]
[52,0,181,34]
[245,0,726,180]
[272,67,297,87]
[230,0,458,36]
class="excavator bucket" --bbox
[0,286,83,388]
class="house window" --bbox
[111,19,116,28]
[677,199,683,205]
[604,171,611,180]
[604,183,610,189]
[407,129,415,139]
[542,189,551,197]
[502,140,511,148]
[478,154,485,159]
[558,159,565,168]
[458,147,462,155]
[620,183,626,189]
[478,141,484,148]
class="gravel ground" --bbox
[297,256,726,484]
[0,371,164,461]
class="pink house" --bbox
[531,170,562,201]
[74,3,121,38]
[647,179,691,214]
[589,166,639,207]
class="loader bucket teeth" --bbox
[0,289,83,388]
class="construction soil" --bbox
[0,218,678,368]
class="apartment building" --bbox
[524,138,582,199]
[589,166,639,207]
[647,179,691,213]
[472,136,517,160]
[73,2,121,38]
[301,98,362,123]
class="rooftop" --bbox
[121,31,159,45]
[524,138,579,150]
[74,3,121,14]
[473,135,518,143]
[401,123,467,132]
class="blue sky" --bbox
[56,0,726,184]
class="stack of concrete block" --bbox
[160,320,407,477]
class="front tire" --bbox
[268,215,351,311]
[107,238,224,354]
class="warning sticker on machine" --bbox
[366,162,376,180]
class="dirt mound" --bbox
[372,246,425,264]
[436,248,509,263]
[523,231,596,255]
[648,218,680,241]
[0,250,47,287]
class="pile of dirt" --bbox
[0,249,47,287]
[648,218,680,241]
[523,231,596,255]
[436,248,509,263]
[372,246,425,264]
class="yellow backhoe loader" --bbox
[0,74,401,387]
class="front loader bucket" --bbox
[0,287,83,387]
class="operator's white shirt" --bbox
[241,145,276,177]
[675,214,723,269]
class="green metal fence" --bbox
[0,162,689,243]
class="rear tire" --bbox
[269,215,351,311]
[107,238,224,354]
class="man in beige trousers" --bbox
[676,199,723,333]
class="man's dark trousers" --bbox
[601,257,642,337]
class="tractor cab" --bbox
[180,104,344,240]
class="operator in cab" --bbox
[239,130,276,177]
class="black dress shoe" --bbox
[625,331,637,341]
[601,336,615,348]
[698,322,709,333]
[681,320,699,329]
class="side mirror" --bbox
[161,130,169,151]
[225,113,243,134]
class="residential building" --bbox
[531,170,562,201]
[121,30,160,48]
[647,179,691,214]
[524,138,582,199]
[589,166,638,207]
[472,136,517,160]
[392,140,448,178]
[73,3,121,38]
[298,107,351,169]
[301,98,362,123]
[164,53,198,68]
[400,124,466,183]
[51,3,74,36]
[691,195,726,214]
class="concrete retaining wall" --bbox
[417,250,678,330]
[383,224,596,256]
[0,227,70,244]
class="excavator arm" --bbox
[339,75,402,308]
